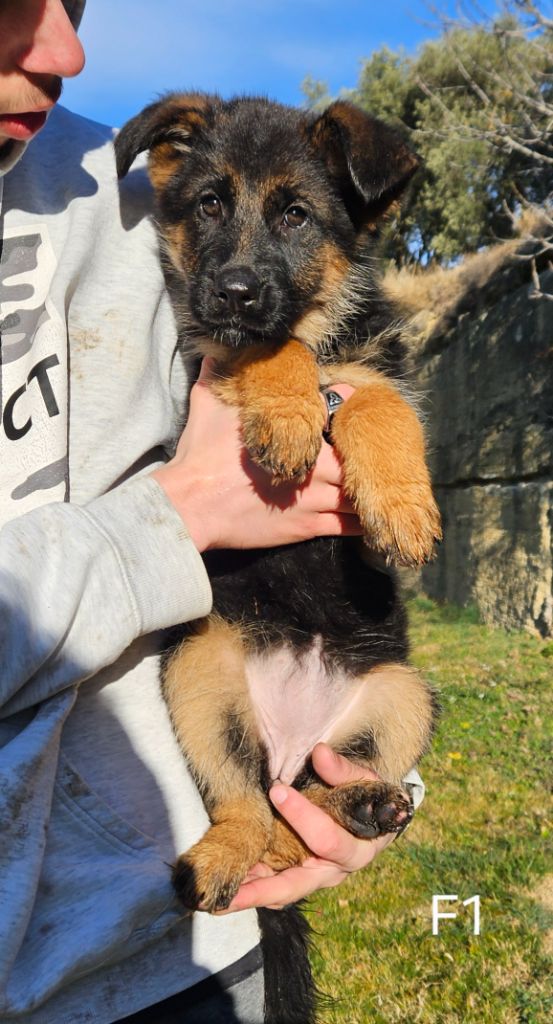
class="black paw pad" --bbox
[347,785,414,838]
[375,798,413,833]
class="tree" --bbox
[409,0,553,278]
[303,2,553,271]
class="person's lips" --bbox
[0,110,49,141]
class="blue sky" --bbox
[63,0,502,128]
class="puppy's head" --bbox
[116,94,417,351]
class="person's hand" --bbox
[152,359,360,552]
[217,744,396,913]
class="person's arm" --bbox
[0,475,212,717]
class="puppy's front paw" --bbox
[330,384,442,566]
[360,487,442,568]
[242,400,324,482]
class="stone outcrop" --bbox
[415,264,553,637]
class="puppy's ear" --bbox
[309,100,419,227]
[115,93,212,180]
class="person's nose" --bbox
[17,0,85,79]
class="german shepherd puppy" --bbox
[115,94,441,1023]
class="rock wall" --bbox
[415,265,553,637]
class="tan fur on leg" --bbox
[173,797,273,911]
[213,340,325,481]
[326,662,435,783]
[163,617,273,909]
[323,364,441,565]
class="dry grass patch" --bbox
[531,876,553,956]
[382,208,552,347]
[383,240,520,344]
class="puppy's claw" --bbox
[358,494,442,568]
[243,412,323,482]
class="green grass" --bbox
[310,598,553,1024]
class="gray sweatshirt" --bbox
[0,104,260,1023]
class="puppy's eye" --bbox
[200,194,222,218]
[283,205,308,229]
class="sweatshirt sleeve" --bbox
[402,766,425,810]
[0,476,212,717]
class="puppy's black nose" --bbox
[214,267,261,312]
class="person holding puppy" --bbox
[0,2,422,1022]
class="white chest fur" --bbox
[244,638,366,785]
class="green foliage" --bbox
[353,46,412,125]
[303,3,553,266]
[301,74,333,113]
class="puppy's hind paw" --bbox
[325,780,414,839]
[172,852,242,913]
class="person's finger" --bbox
[241,863,275,884]
[269,784,396,871]
[269,786,362,867]
[196,355,216,383]
[311,743,382,787]
[313,441,345,486]
[219,860,348,913]
[334,495,357,515]
[315,512,364,537]
[216,819,395,912]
